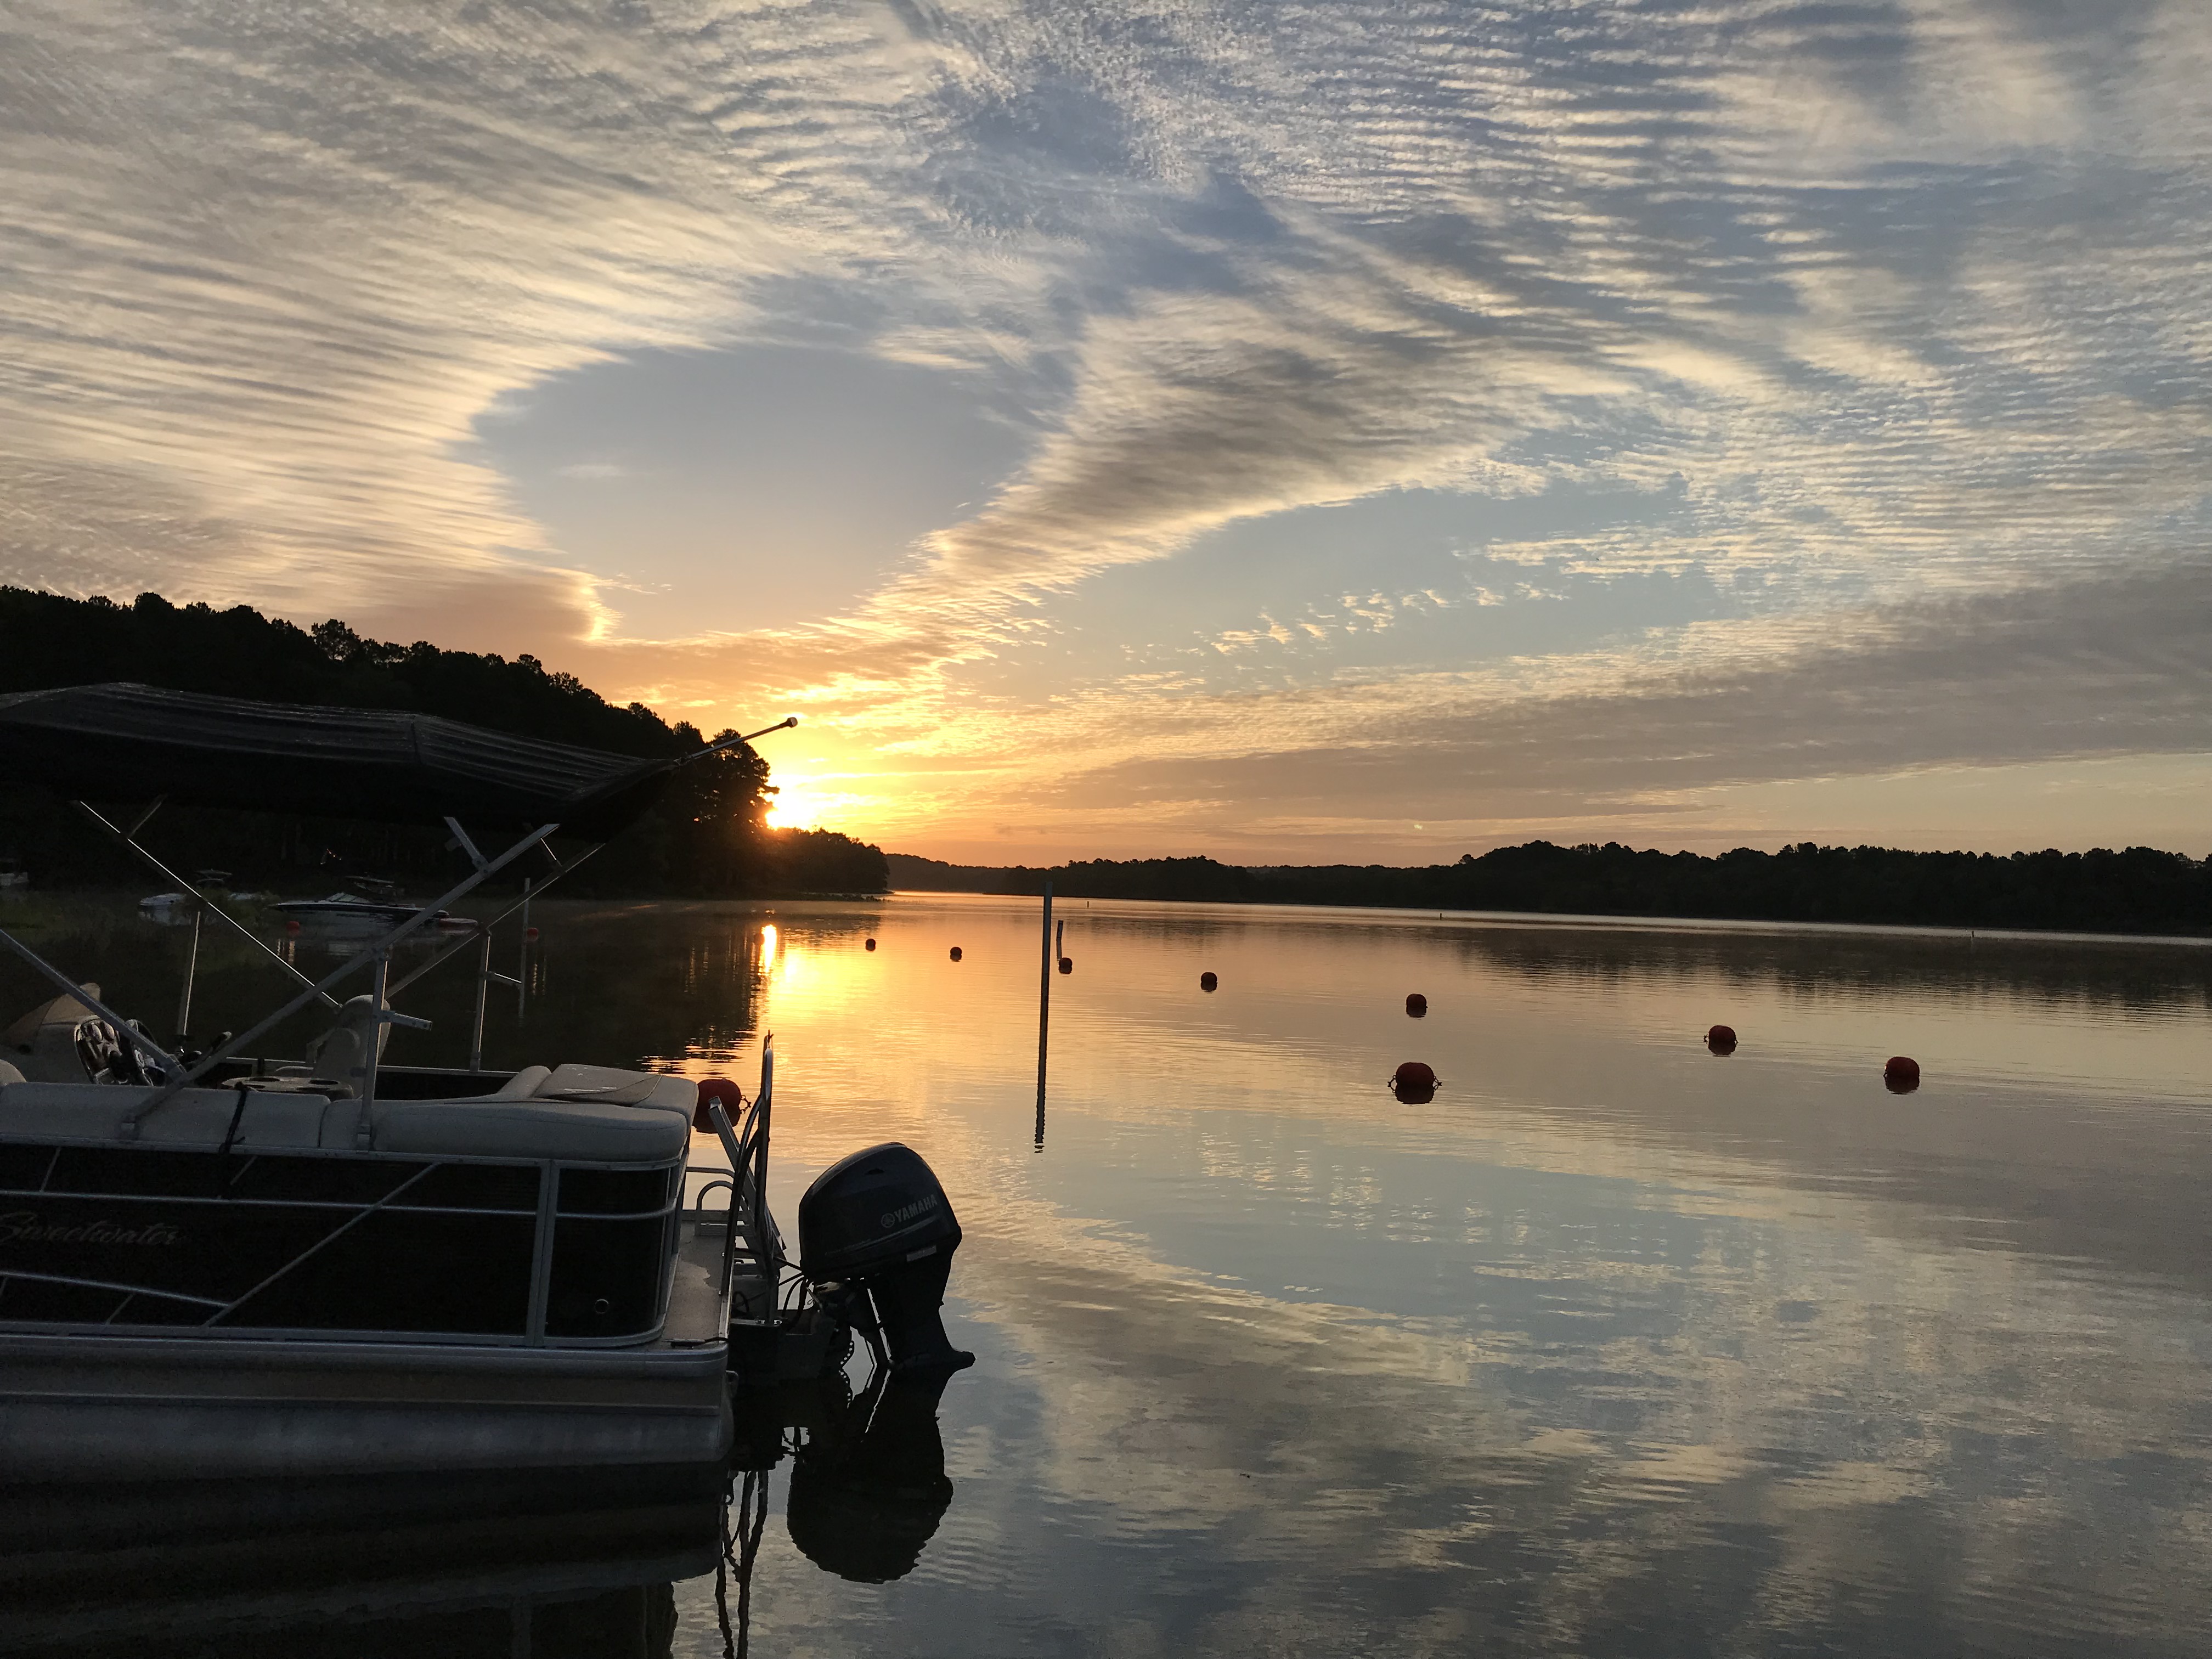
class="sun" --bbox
[764,780,825,830]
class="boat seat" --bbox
[0,1075,692,1164]
[0,1082,333,1147]
[360,1096,689,1163]
[538,1063,696,1117]
[2,984,103,1084]
[490,1064,554,1098]
[0,1060,23,1087]
[303,995,390,1099]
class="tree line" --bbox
[0,587,885,897]
[887,838,2212,936]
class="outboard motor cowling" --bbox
[799,1143,973,1375]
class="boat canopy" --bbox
[0,682,675,835]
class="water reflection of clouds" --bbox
[755,1136,2208,1652]
[713,898,2211,1652]
[932,1134,2212,1652]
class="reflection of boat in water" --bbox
[0,684,980,1486]
[0,1464,718,1657]
[787,1366,960,1584]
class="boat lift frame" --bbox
[0,715,799,1131]
[0,816,561,1135]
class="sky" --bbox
[2,0,2209,864]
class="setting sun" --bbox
[763,783,822,830]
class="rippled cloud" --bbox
[2,1,2208,853]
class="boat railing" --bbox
[0,1139,692,1348]
[687,1042,783,1328]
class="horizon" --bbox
[4,5,2209,864]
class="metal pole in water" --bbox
[1036,881,1052,1150]
[175,901,202,1040]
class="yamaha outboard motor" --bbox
[798,1143,973,1375]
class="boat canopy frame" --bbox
[0,682,795,1128]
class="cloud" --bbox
[1,1,2208,848]
[855,557,2212,851]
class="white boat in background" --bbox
[274,877,450,927]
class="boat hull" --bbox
[0,1327,732,1480]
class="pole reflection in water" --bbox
[715,1466,772,1659]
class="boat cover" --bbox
[0,683,676,834]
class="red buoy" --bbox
[1199,971,1217,991]
[949,946,962,962]
[1707,1024,1737,1055]
[1884,1055,1920,1093]
[1391,1060,1438,1103]
[284,918,301,934]
[1058,956,1073,974]
[1406,993,1427,1017]
[524,926,540,941]
[693,1075,742,1133]
[865,937,877,951]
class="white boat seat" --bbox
[0,1060,24,1087]
[362,1096,689,1163]
[304,995,390,1099]
[490,1064,553,1098]
[538,1063,696,1116]
[2,984,105,1084]
[0,1075,691,1164]
[1,983,100,1048]
[0,1082,333,1147]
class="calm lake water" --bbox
[5,890,2211,1656]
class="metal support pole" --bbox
[174,902,202,1041]
[517,877,533,1020]
[752,1041,775,1265]
[1035,882,1052,1152]
[470,930,492,1073]
[359,952,388,1107]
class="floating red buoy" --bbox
[692,1076,742,1133]
[1708,1024,1737,1055]
[284,918,301,934]
[1406,992,1427,1017]
[1391,1060,1438,1103]
[1884,1056,1920,1093]
[1058,956,1073,974]
[949,946,962,962]
[865,938,877,951]
[1199,971,1217,991]
[524,926,540,941]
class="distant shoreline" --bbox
[886,842,2212,943]
[888,888,2212,950]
